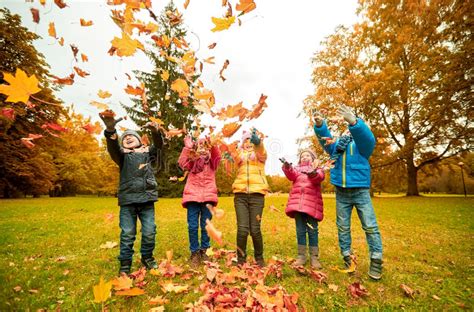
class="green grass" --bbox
[0,196,472,311]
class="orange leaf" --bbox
[73,66,89,78]
[58,37,64,46]
[208,42,217,49]
[246,94,268,119]
[115,287,145,296]
[124,84,144,96]
[219,59,230,82]
[52,73,75,85]
[160,70,169,81]
[171,79,189,98]
[80,18,93,26]
[211,16,235,32]
[221,122,241,138]
[54,0,67,9]
[110,32,144,57]
[48,22,57,38]
[205,219,223,245]
[97,90,112,99]
[236,0,256,14]
[111,275,133,291]
[30,8,40,24]
[0,68,41,104]
[183,0,190,9]
[81,53,89,62]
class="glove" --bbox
[250,128,261,145]
[99,110,123,131]
[337,104,357,125]
[184,135,194,149]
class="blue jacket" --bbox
[313,118,375,188]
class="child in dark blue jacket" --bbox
[313,104,383,280]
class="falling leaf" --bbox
[48,22,57,38]
[348,282,369,298]
[90,101,109,110]
[93,277,112,303]
[171,78,189,98]
[73,66,89,78]
[211,16,236,32]
[58,37,64,46]
[20,138,35,149]
[124,84,144,96]
[40,0,46,5]
[400,284,415,298]
[97,90,111,99]
[208,42,217,49]
[149,295,169,305]
[30,8,40,23]
[246,94,268,119]
[110,32,144,57]
[51,73,75,85]
[125,73,132,80]
[203,56,215,64]
[1,108,15,120]
[80,18,93,26]
[205,219,223,245]
[100,241,118,249]
[166,250,173,262]
[54,0,67,9]
[81,123,100,134]
[70,44,79,60]
[183,0,190,9]
[256,214,261,221]
[0,68,41,104]
[221,122,241,138]
[236,0,256,14]
[160,70,169,81]
[219,59,230,81]
[81,53,88,62]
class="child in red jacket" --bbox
[178,135,221,267]
[282,149,325,268]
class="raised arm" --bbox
[178,136,195,171]
[210,145,222,171]
[282,163,298,182]
[313,120,336,155]
[349,118,376,159]
[104,129,123,167]
[250,128,267,163]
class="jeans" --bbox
[335,187,383,259]
[234,193,265,261]
[186,202,213,253]
[118,201,156,261]
[295,212,319,247]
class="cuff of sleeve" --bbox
[104,129,117,137]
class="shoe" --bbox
[309,246,322,269]
[200,249,209,262]
[255,258,265,268]
[141,256,158,270]
[119,259,132,275]
[343,255,352,268]
[190,251,201,268]
[368,258,383,280]
[294,245,307,266]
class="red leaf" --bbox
[1,108,15,120]
[42,122,68,132]
[30,8,40,23]
[54,0,67,9]
[52,73,75,85]
[348,282,369,298]
[20,138,35,149]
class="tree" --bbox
[0,8,65,197]
[305,0,473,196]
[123,2,201,197]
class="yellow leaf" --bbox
[111,275,133,291]
[97,90,112,99]
[0,68,41,104]
[211,16,236,32]
[160,70,169,81]
[90,101,109,110]
[115,287,145,296]
[171,78,189,98]
[166,250,173,262]
[110,32,144,57]
[48,22,57,38]
[149,116,163,125]
[160,281,189,294]
[93,277,112,303]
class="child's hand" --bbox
[312,159,321,170]
[184,135,194,149]
[279,157,291,167]
[99,110,123,131]
[142,121,161,132]
[337,104,357,125]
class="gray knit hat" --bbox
[120,129,142,147]
[298,149,316,163]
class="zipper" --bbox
[342,151,347,188]
[246,153,250,194]
[350,143,353,156]
[298,187,304,210]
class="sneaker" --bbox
[141,256,158,270]
[255,258,265,268]
[190,251,201,268]
[119,259,132,275]
[200,249,209,262]
[343,255,352,268]
[368,258,383,280]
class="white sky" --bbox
[3,0,359,175]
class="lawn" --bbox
[0,195,472,311]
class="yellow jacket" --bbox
[232,145,269,195]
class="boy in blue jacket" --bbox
[313,104,383,280]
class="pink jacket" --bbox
[178,146,221,208]
[283,164,325,221]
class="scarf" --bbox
[330,135,353,161]
[190,154,210,174]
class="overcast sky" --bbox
[3,0,359,175]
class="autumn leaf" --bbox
[149,116,163,125]
[124,84,144,96]
[70,44,79,61]
[110,32,144,57]
[221,122,241,138]
[149,295,169,305]
[208,42,217,49]
[51,73,75,85]
[183,0,190,9]
[166,250,173,262]
[90,101,109,110]
[400,284,415,298]
[171,78,189,98]
[219,59,230,81]
[1,108,15,120]
[58,37,64,46]
[97,90,112,99]
[328,284,339,292]
[80,18,93,26]
[348,282,369,298]
[246,94,268,119]
[73,66,89,78]
[30,8,40,24]
[116,287,145,296]
[160,70,169,81]
[21,138,35,149]
[236,0,256,15]
[205,219,223,245]
[93,277,112,303]
[203,56,215,64]
[54,0,67,9]
[99,241,118,249]
[0,69,41,104]
[112,275,133,291]
[48,22,57,38]
[160,281,189,294]
[211,16,236,32]
[42,122,68,132]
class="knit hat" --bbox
[241,131,252,147]
[120,129,142,147]
[298,149,316,164]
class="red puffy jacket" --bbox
[282,164,325,221]
[178,146,221,208]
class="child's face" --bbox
[122,134,140,149]
[300,152,313,164]
[243,139,253,151]
[196,141,210,156]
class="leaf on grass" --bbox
[149,295,169,305]
[432,294,441,301]
[13,286,21,292]
[348,282,369,298]
[211,16,235,32]
[115,287,145,296]
[0,69,41,104]
[149,307,165,312]
[93,277,112,303]
[100,241,118,249]
[400,284,415,298]
[309,270,327,283]
[160,281,189,294]
[111,275,133,291]
[328,284,339,292]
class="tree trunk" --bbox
[406,162,419,196]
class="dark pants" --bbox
[186,202,213,253]
[118,201,156,261]
[234,193,265,262]
[295,212,319,247]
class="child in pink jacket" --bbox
[178,135,221,267]
[282,149,325,268]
